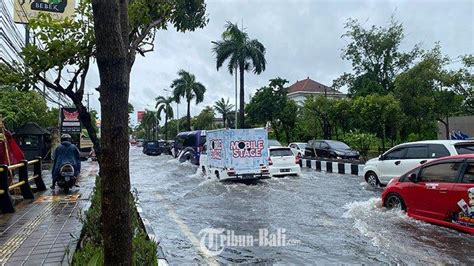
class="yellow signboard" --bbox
[13,0,76,24]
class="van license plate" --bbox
[242,175,253,179]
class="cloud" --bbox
[84,0,473,126]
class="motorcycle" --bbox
[57,163,76,194]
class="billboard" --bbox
[137,111,145,123]
[207,128,268,174]
[13,0,76,24]
[61,107,81,134]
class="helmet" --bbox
[61,133,72,142]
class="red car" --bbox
[382,154,474,234]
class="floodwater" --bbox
[129,147,473,264]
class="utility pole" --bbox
[85,92,93,112]
[24,25,30,89]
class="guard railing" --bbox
[0,156,46,213]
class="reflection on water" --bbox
[129,147,473,264]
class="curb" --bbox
[301,158,365,176]
[136,204,169,266]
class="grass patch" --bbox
[72,178,158,265]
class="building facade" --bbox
[287,77,345,106]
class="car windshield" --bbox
[455,143,474,154]
[146,142,159,147]
[297,143,307,149]
[270,148,293,156]
[327,141,350,149]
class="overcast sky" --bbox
[82,0,473,126]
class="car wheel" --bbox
[365,171,380,187]
[215,171,220,180]
[384,193,406,211]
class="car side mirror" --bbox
[408,173,417,183]
[379,155,384,161]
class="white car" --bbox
[363,140,474,187]
[288,142,307,156]
[268,147,301,177]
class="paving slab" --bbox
[0,161,98,265]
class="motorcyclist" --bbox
[51,134,81,189]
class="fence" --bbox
[0,157,46,213]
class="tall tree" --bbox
[213,97,234,128]
[90,0,207,263]
[452,55,474,113]
[395,45,464,139]
[333,17,419,97]
[141,110,159,140]
[303,96,334,140]
[171,70,206,131]
[193,106,215,130]
[212,22,266,128]
[155,96,174,140]
[351,94,403,150]
[21,1,207,262]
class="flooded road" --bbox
[129,147,473,264]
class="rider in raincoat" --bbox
[51,134,81,189]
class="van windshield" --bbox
[270,148,294,157]
[455,143,474,154]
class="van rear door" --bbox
[226,129,268,175]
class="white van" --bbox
[363,140,474,186]
[199,128,270,181]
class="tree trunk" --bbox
[91,0,132,264]
[437,118,449,140]
[239,63,245,128]
[222,114,226,128]
[187,100,191,131]
[284,127,290,143]
[165,117,168,141]
[72,99,101,157]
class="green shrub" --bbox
[72,177,158,265]
[343,130,379,160]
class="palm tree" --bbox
[171,70,206,131]
[155,96,174,140]
[141,110,159,140]
[212,22,266,128]
[214,97,234,128]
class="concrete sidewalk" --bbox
[0,161,98,265]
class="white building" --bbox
[287,77,345,106]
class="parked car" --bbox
[142,140,164,156]
[268,147,301,177]
[288,142,307,156]
[304,140,359,160]
[382,154,474,234]
[174,130,206,165]
[364,140,474,187]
